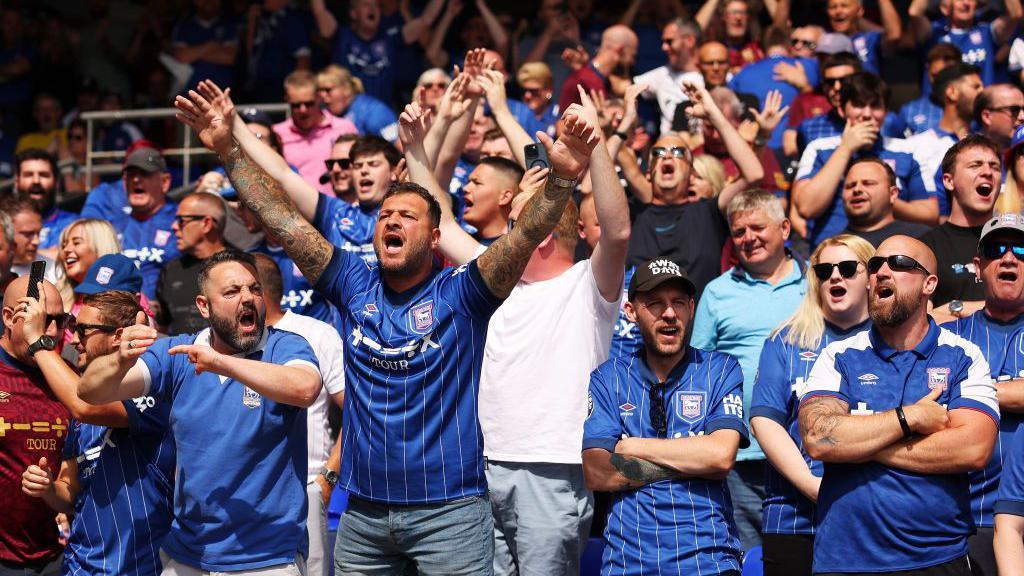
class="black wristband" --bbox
[613,130,629,140]
[895,406,913,440]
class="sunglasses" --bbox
[791,38,817,49]
[812,260,861,281]
[867,255,931,276]
[325,158,352,170]
[649,383,667,437]
[650,146,692,163]
[289,100,318,110]
[980,241,1024,261]
[421,82,448,89]
[990,105,1024,118]
[825,76,848,88]
[70,321,119,340]
[174,214,208,227]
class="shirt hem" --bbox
[812,549,965,573]
[483,452,584,464]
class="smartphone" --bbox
[524,143,549,171]
[27,261,45,300]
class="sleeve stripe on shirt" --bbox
[938,329,999,417]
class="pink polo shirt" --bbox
[273,113,357,196]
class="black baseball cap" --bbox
[628,259,696,300]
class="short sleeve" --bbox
[1010,38,1024,72]
[62,422,81,460]
[318,326,346,395]
[900,155,934,200]
[313,243,371,315]
[997,425,1024,516]
[140,336,176,402]
[441,260,504,321]
[795,140,826,181]
[123,395,171,436]
[799,343,847,404]
[313,194,345,242]
[271,331,321,376]
[690,286,718,351]
[948,341,999,423]
[705,354,750,447]
[582,367,622,452]
[751,334,792,425]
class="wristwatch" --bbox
[948,300,964,317]
[28,335,56,356]
[320,467,339,488]
[551,174,578,189]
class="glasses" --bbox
[651,146,692,163]
[867,255,931,276]
[521,87,544,96]
[325,158,352,170]
[649,383,667,437]
[70,320,118,340]
[174,214,208,227]
[791,38,817,50]
[980,241,1024,261]
[289,100,318,110]
[825,76,847,88]
[989,105,1024,118]
[813,260,861,281]
[421,82,448,89]
[24,312,74,331]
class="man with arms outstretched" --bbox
[174,80,599,574]
[798,235,998,575]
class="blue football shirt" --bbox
[171,15,239,91]
[995,420,1024,518]
[313,250,503,504]
[140,328,319,571]
[800,321,998,572]
[608,266,642,359]
[728,55,820,150]
[751,319,869,535]
[928,20,999,86]
[583,348,749,576]
[314,194,378,266]
[898,95,943,136]
[851,31,883,74]
[39,208,78,251]
[61,396,174,576]
[331,26,403,105]
[344,93,400,142]
[250,241,341,328]
[945,311,1024,527]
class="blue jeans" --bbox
[333,495,493,575]
[727,460,766,552]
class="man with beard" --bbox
[943,213,1024,575]
[79,250,322,574]
[583,258,748,575]
[798,235,998,575]
[175,80,597,573]
[13,149,77,258]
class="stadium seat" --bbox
[741,545,763,576]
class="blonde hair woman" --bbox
[689,154,726,200]
[55,219,121,310]
[749,234,874,575]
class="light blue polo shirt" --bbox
[691,257,807,460]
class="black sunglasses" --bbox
[981,241,1024,261]
[325,158,351,171]
[867,255,931,276]
[813,260,861,281]
[990,105,1024,118]
[289,100,318,110]
[71,321,119,340]
[791,38,817,49]
[174,214,209,227]
[649,383,667,438]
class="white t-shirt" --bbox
[633,66,705,135]
[274,310,346,483]
[479,259,620,464]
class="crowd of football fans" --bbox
[7,0,1024,575]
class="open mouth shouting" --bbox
[382,231,405,256]
[828,284,848,303]
[976,182,995,198]
[238,306,258,334]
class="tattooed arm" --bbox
[476,107,599,298]
[582,448,681,491]
[174,82,335,284]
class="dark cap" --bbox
[74,254,143,295]
[123,147,167,173]
[238,107,274,128]
[629,259,696,300]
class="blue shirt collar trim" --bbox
[637,346,695,389]
[869,317,939,360]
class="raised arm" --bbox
[477,69,533,167]
[401,0,446,45]
[873,408,997,473]
[309,0,339,40]
[793,121,877,219]
[476,109,599,298]
[905,0,933,47]
[175,81,335,283]
[878,0,903,46]
[798,386,949,462]
[400,102,484,265]
[695,0,722,33]
[574,88,630,302]
[474,0,510,58]
[424,0,462,68]
[167,344,321,408]
[994,0,1023,46]
[79,322,158,405]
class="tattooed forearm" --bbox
[476,177,573,298]
[799,396,846,450]
[222,144,334,283]
[610,453,681,486]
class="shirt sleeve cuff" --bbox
[800,390,847,406]
[469,259,505,307]
[750,406,788,426]
[949,398,1000,426]
[705,418,751,449]
[582,437,619,452]
[138,358,154,396]
[313,247,345,294]
[995,500,1024,517]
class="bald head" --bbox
[2,276,64,359]
[181,193,227,235]
[602,25,639,50]
[4,276,61,310]
[876,235,937,276]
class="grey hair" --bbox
[0,211,13,248]
[709,86,744,120]
[668,18,702,42]
[726,189,787,224]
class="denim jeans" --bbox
[333,495,493,575]
[727,460,766,552]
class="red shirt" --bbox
[558,64,607,117]
[787,93,831,128]
[727,40,764,75]
[0,347,69,565]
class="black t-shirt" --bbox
[919,222,985,307]
[844,220,930,248]
[156,254,207,336]
[627,199,728,298]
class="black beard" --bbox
[21,184,55,215]
[375,235,432,278]
[209,308,265,354]
[869,286,918,328]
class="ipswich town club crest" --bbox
[409,300,434,334]
[927,368,950,392]
[242,386,261,408]
[677,391,706,423]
